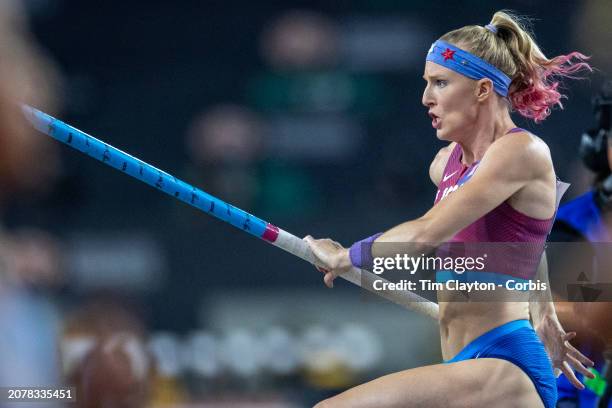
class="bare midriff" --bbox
[438,300,529,361]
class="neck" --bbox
[458,106,516,166]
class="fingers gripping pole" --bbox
[272,229,439,318]
[22,105,439,320]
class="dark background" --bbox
[5,1,611,404]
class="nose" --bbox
[422,85,435,108]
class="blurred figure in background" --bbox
[61,295,153,408]
[184,104,264,216]
[549,82,612,407]
[249,10,388,217]
[0,228,64,390]
[0,0,61,207]
[259,10,339,72]
[0,0,64,397]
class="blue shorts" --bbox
[444,319,557,408]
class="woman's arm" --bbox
[306,132,554,283]
[530,251,595,389]
[373,132,553,256]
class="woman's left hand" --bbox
[303,235,351,288]
[535,314,595,389]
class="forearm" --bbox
[529,251,559,327]
[529,255,598,383]
[531,301,559,332]
[344,219,440,321]
[372,217,439,259]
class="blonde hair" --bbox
[440,10,591,123]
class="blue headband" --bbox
[426,40,511,97]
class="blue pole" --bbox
[21,104,439,319]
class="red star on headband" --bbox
[441,48,455,61]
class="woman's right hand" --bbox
[303,235,351,288]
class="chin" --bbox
[435,125,463,143]
[435,128,450,141]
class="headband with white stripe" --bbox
[426,40,511,97]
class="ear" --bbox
[475,78,494,102]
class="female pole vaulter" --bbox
[305,10,595,408]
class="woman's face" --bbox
[422,61,481,141]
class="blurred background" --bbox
[0,0,610,407]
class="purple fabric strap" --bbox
[349,233,383,269]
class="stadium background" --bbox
[2,0,610,406]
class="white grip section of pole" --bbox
[272,228,439,320]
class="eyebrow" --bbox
[422,75,445,81]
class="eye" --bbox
[436,79,448,88]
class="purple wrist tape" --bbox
[349,233,383,269]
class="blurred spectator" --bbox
[0,0,64,398]
[260,10,340,71]
[2,227,64,289]
[181,102,323,220]
[184,104,264,214]
[253,10,386,116]
[0,0,61,205]
[61,295,153,408]
[548,83,612,407]
[249,10,393,218]
[0,228,64,390]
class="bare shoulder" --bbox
[483,131,553,177]
[429,142,456,187]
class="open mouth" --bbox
[428,112,441,129]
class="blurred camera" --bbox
[580,80,612,175]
